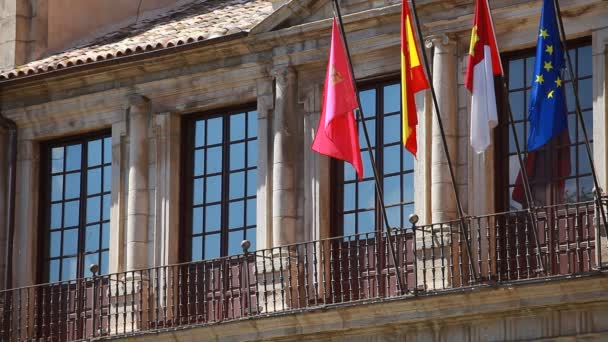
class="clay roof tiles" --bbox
[0,0,273,81]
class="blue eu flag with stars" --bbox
[527,0,567,151]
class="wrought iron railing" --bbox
[0,200,604,341]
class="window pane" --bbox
[206,175,221,203]
[51,203,62,229]
[103,137,112,164]
[344,213,355,237]
[247,111,258,137]
[357,211,375,234]
[385,206,401,229]
[88,139,102,167]
[63,229,78,256]
[578,78,592,109]
[192,236,203,261]
[230,143,245,170]
[65,173,81,200]
[359,120,375,148]
[579,176,594,201]
[195,120,205,147]
[509,91,524,123]
[229,172,245,199]
[194,150,204,176]
[86,196,101,224]
[193,178,204,205]
[85,224,100,252]
[246,199,256,226]
[61,258,77,281]
[229,201,244,229]
[192,207,203,235]
[206,147,222,174]
[87,168,102,195]
[204,234,221,259]
[402,172,414,202]
[49,260,60,283]
[66,144,82,171]
[205,205,221,233]
[84,254,99,278]
[52,147,64,173]
[51,175,63,201]
[357,180,375,209]
[100,251,109,275]
[247,170,257,197]
[245,228,256,251]
[508,59,524,90]
[384,114,401,145]
[207,117,223,145]
[230,113,246,141]
[64,201,79,227]
[50,231,61,257]
[383,145,401,174]
[102,194,111,220]
[247,141,257,167]
[383,84,400,114]
[229,230,244,256]
[101,223,109,249]
[577,45,591,77]
[344,183,355,212]
[103,165,112,192]
[402,204,414,225]
[384,176,400,205]
[360,89,376,117]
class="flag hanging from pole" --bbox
[312,17,363,180]
[401,0,429,156]
[527,0,567,151]
[465,0,503,153]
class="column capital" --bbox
[271,65,297,84]
[128,94,151,108]
[424,33,456,49]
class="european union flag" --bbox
[527,0,567,151]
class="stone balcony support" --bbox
[126,95,151,272]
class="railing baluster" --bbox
[312,241,320,306]
[440,222,446,290]
[303,243,310,307]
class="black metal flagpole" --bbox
[408,0,478,282]
[330,0,406,294]
[486,1,546,274]
[552,0,608,250]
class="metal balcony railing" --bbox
[0,200,604,341]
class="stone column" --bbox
[426,34,459,224]
[271,67,298,248]
[126,95,150,272]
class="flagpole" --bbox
[330,0,406,294]
[552,0,608,247]
[408,0,478,282]
[485,1,546,274]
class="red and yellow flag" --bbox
[401,0,429,156]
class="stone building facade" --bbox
[0,0,608,341]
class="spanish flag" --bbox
[401,0,429,156]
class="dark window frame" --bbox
[496,37,593,211]
[331,76,416,237]
[38,129,112,283]
[180,104,258,262]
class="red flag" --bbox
[312,18,363,180]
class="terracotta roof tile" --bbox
[0,0,273,81]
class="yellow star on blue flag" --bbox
[527,0,567,151]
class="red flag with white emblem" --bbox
[465,0,503,153]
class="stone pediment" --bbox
[251,0,401,34]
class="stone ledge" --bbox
[111,273,608,341]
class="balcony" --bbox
[0,200,605,341]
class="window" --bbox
[500,40,592,210]
[182,107,257,261]
[335,80,415,236]
[42,132,111,282]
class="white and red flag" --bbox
[312,18,363,179]
[465,0,503,153]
